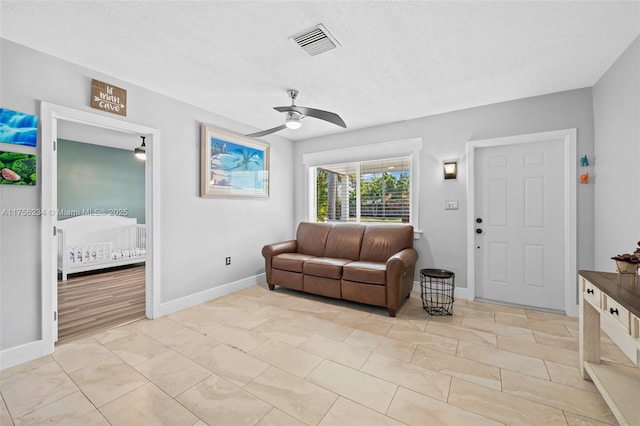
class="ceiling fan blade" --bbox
[274,106,347,128]
[246,124,287,138]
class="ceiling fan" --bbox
[246,89,347,138]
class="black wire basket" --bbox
[420,268,455,315]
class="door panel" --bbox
[489,242,508,283]
[524,244,545,287]
[489,179,508,226]
[475,139,564,310]
[524,177,545,228]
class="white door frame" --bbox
[40,102,161,353]
[466,129,577,316]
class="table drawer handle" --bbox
[586,288,594,294]
[609,307,619,315]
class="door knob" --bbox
[476,229,483,234]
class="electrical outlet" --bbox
[225,257,231,266]
[444,200,459,210]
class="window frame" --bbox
[303,138,422,233]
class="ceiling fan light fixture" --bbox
[285,112,302,129]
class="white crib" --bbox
[57,215,146,281]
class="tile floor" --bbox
[0,284,630,425]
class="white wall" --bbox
[294,89,596,289]
[0,40,295,351]
[593,36,640,271]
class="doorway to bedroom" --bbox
[40,102,161,351]
[55,133,147,343]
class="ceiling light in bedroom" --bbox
[134,136,146,160]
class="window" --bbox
[303,138,421,229]
[311,157,411,223]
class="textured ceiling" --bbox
[2,1,639,141]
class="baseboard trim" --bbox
[565,302,579,318]
[158,273,266,317]
[453,286,473,300]
[412,280,473,301]
[0,340,51,371]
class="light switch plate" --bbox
[445,200,459,210]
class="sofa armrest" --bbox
[262,240,297,286]
[386,248,419,274]
[385,248,419,316]
[262,240,297,258]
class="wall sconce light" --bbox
[443,161,457,179]
[134,136,146,161]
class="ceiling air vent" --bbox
[291,24,340,57]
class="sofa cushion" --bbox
[271,269,303,291]
[272,253,315,273]
[304,275,341,298]
[324,224,365,260]
[359,225,413,262]
[342,261,386,285]
[341,280,386,307]
[297,222,332,257]
[303,257,351,279]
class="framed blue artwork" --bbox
[200,124,269,198]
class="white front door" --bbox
[475,138,565,310]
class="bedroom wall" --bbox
[294,88,596,291]
[57,139,145,224]
[592,36,640,271]
[0,39,295,352]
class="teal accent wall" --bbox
[57,139,145,223]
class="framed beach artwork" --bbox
[200,124,270,198]
[0,108,38,147]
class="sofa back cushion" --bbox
[359,225,414,262]
[324,224,365,260]
[296,222,332,256]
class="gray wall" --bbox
[0,39,295,350]
[593,36,640,271]
[295,88,596,289]
[57,139,145,224]
[3,34,636,354]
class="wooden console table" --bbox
[579,270,640,426]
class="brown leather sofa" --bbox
[262,222,418,317]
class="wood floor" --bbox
[57,265,146,344]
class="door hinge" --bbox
[54,311,57,321]
[53,140,56,151]
[53,226,57,236]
